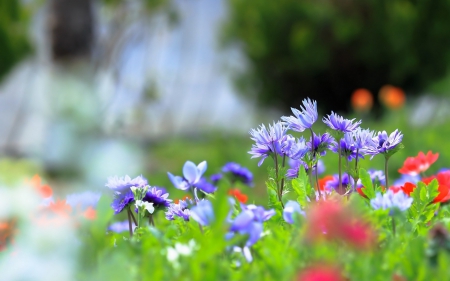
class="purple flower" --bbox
[249,122,287,166]
[66,191,101,210]
[393,174,421,187]
[370,190,413,212]
[331,134,364,161]
[108,220,133,233]
[322,112,361,133]
[143,186,172,209]
[284,136,309,160]
[286,158,324,179]
[281,98,318,132]
[307,133,335,157]
[366,130,403,156]
[324,174,354,191]
[283,201,305,224]
[111,190,135,214]
[106,175,148,214]
[229,204,275,247]
[195,178,217,193]
[190,200,215,226]
[167,160,207,190]
[210,173,223,184]
[222,162,253,186]
[166,199,192,221]
[352,128,376,154]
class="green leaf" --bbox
[408,179,439,233]
[359,168,375,199]
[291,166,310,208]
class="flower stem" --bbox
[338,141,343,194]
[148,214,155,226]
[385,157,390,190]
[279,155,286,206]
[130,210,138,226]
[392,217,396,237]
[272,145,284,208]
[309,128,321,197]
[354,150,359,191]
[127,207,133,238]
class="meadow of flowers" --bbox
[2,98,450,281]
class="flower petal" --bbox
[183,161,199,184]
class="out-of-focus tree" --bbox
[0,0,31,81]
[223,0,450,113]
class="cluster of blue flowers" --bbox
[248,97,404,195]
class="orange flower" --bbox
[27,174,53,199]
[351,88,373,112]
[379,85,405,109]
[398,151,439,176]
[422,171,450,203]
[83,207,97,220]
[228,188,248,203]
[48,199,72,217]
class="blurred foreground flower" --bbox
[228,188,248,203]
[306,200,376,249]
[283,201,304,224]
[371,190,413,212]
[222,162,253,186]
[296,264,346,281]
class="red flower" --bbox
[398,151,439,176]
[422,171,450,203]
[228,188,248,203]
[306,200,376,249]
[318,176,334,191]
[296,264,346,281]
[174,195,191,204]
[27,174,53,199]
[83,207,97,220]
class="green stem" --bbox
[279,155,286,206]
[309,128,321,197]
[354,150,359,191]
[148,214,155,226]
[385,157,390,190]
[392,217,396,237]
[338,141,343,194]
[272,144,284,208]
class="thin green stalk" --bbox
[338,143,343,194]
[280,155,286,203]
[148,214,155,227]
[353,150,359,191]
[385,157,390,190]
[272,144,284,208]
[309,128,320,197]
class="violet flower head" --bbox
[190,200,215,226]
[281,98,318,132]
[210,173,223,185]
[165,199,192,221]
[331,133,364,161]
[195,178,217,193]
[108,220,133,233]
[283,201,305,224]
[168,160,207,190]
[308,133,335,157]
[371,190,413,212]
[322,112,361,133]
[106,175,148,214]
[222,162,254,187]
[249,122,287,166]
[393,174,421,187]
[366,130,403,156]
[143,186,172,209]
[285,136,309,160]
[324,173,354,191]
[352,128,376,154]
[229,204,275,247]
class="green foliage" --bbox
[291,166,312,208]
[408,179,440,234]
[360,168,375,199]
[223,0,450,112]
[0,0,31,81]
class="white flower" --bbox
[135,200,155,214]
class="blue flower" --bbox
[284,136,309,160]
[111,190,135,214]
[370,190,413,212]
[307,133,335,157]
[286,158,324,179]
[165,199,192,221]
[108,220,133,233]
[168,160,207,190]
[366,130,403,156]
[195,178,217,193]
[249,122,287,166]
[229,204,275,247]
[281,98,318,132]
[331,133,364,161]
[324,174,354,191]
[352,128,376,154]
[322,112,361,133]
[66,191,101,210]
[222,162,254,186]
[210,173,223,184]
[190,200,215,226]
[283,201,305,224]
[393,174,421,187]
[143,186,172,209]
[106,175,148,214]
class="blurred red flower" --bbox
[379,85,405,109]
[351,88,373,112]
[398,151,439,176]
[319,176,334,191]
[306,200,376,249]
